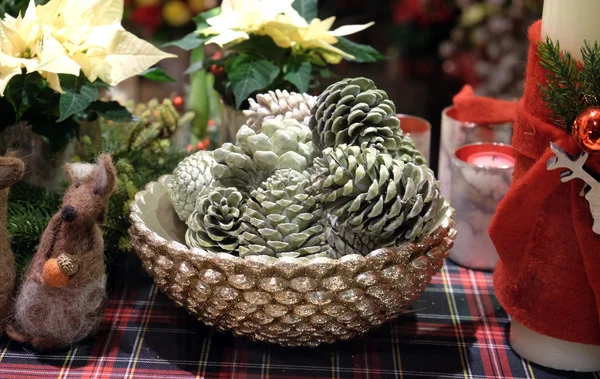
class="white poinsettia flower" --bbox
[201,0,374,60]
[203,0,304,46]
[37,0,175,85]
[0,0,176,96]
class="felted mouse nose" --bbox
[61,205,78,222]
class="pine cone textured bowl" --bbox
[129,175,456,347]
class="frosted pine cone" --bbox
[394,134,427,165]
[212,120,317,191]
[185,187,246,253]
[244,90,317,131]
[239,169,332,258]
[325,215,377,257]
[309,77,404,154]
[313,144,444,244]
[168,151,216,221]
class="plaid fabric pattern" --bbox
[0,254,598,379]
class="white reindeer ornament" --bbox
[547,142,600,234]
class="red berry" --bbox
[173,95,184,107]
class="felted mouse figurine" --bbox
[0,155,24,329]
[6,154,117,349]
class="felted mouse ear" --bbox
[65,162,95,185]
[0,156,24,189]
[94,154,116,196]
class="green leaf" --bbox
[229,58,280,108]
[194,7,221,29]
[307,53,327,67]
[4,72,47,121]
[184,60,205,75]
[87,100,133,122]
[31,115,80,152]
[319,68,333,78]
[334,37,386,63]
[92,79,110,89]
[284,61,312,92]
[163,31,205,51]
[139,67,176,82]
[231,35,286,61]
[292,0,318,22]
[58,74,99,122]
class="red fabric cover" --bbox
[452,85,518,124]
[489,21,600,345]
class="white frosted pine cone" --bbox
[243,90,317,131]
[168,151,216,221]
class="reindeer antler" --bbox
[546,142,596,186]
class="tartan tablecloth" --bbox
[0,254,598,379]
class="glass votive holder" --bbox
[449,142,516,270]
[397,114,431,163]
[438,106,513,198]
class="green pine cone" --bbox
[185,187,246,253]
[309,77,403,153]
[212,119,317,191]
[238,169,332,258]
[313,144,443,244]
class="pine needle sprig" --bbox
[580,40,600,107]
[537,37,582,132]
[538,37,600,132]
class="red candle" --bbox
[456,143,516,169]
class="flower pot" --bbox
[220,101,247,144]
[129,175,457,347]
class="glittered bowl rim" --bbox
[129,175,457,268]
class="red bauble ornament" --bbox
[572,107,600,154]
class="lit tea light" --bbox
[438,106,513,198]
[456,143,516,169]
[450,143,516,270]
[466,151,515,169]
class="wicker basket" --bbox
[129,175,457,347]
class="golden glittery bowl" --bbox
[129,176,456,347]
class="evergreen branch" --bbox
[580,40,600,108]
[537,37,582,132]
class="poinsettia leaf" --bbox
[5,72,47,121]
[87,100,134,122]
[139,67,176,82]
[92,79,110,89]
[31,115,79,152]
[334,37,386,63]
[228,54,254,71]
[229,58,280,108]
[194,7,221,29]
[163,31,205,51]
[58,74,99,122]
[307,53,327,67]
[231,35,285,61]
[284,61,312,92]
[292,0,318,22]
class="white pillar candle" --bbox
[542,0,600,60]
